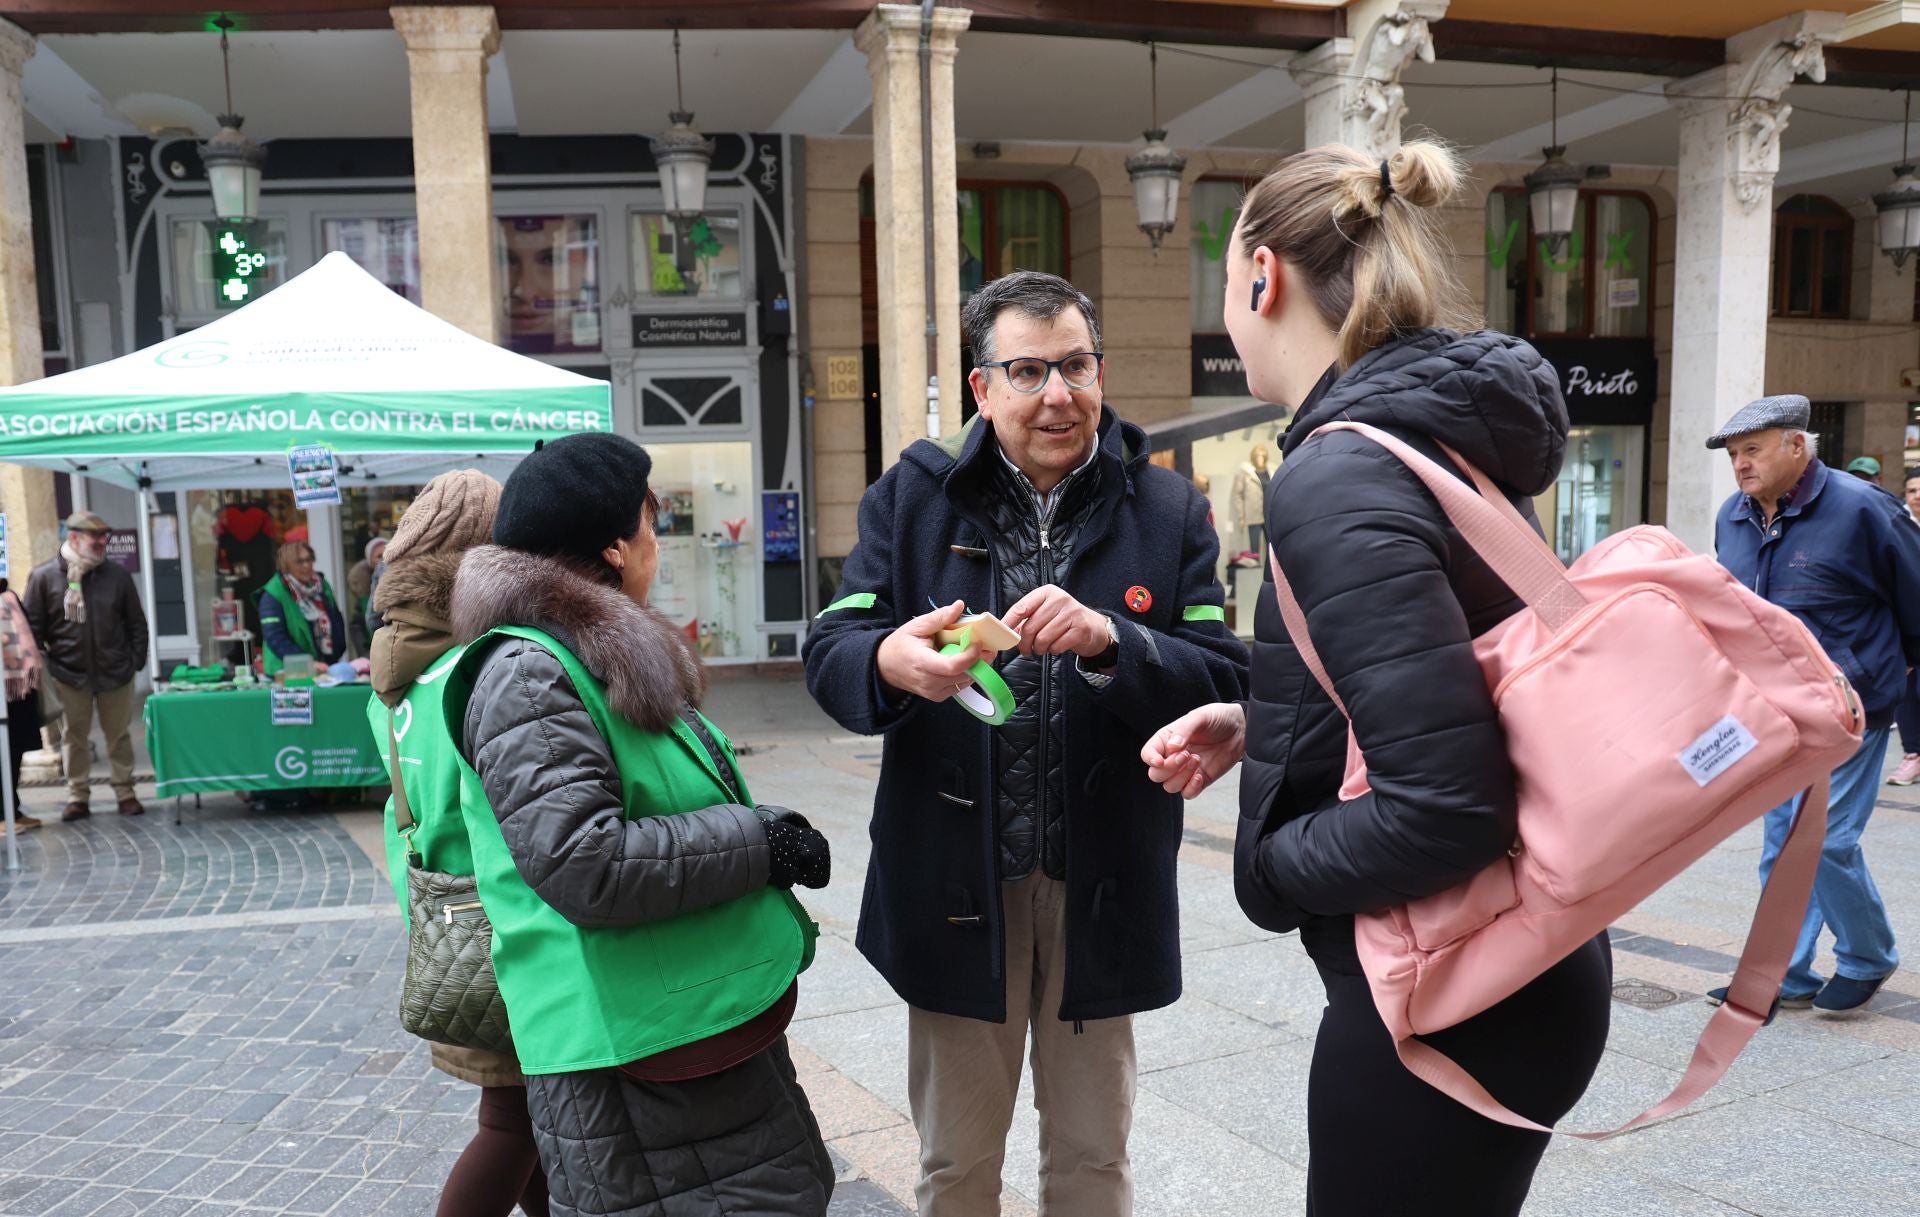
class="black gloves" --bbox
[757,806,831,890]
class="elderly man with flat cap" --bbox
[22,512,149,821]
[1706,394,1920,1013]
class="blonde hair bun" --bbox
[1386,140,1463,210]
[1332,139,1462,220]
[1237,140,1471,366]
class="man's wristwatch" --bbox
[1091,612,1120,669]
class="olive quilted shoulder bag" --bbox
[390,714,513,1054]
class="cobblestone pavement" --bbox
[2,673,1917,1216]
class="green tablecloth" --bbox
[144,683,387,796]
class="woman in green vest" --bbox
[257,540,347,676]
[367,469,551,1217]
[444,432,833,1217]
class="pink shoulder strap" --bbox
[1264,420,1825,1138]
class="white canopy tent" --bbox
[0,251,613,677]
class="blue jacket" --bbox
[803,406,1248,1022]
[1714,459,1920,728]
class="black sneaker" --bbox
[1704,985,1816,1026]
[1813,975,1888,1013]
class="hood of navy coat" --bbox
[1281,328,1569,497]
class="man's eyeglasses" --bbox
[977,352,1103,395]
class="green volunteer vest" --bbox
[441,624,817,1074]
[367,645,477,914]
[259,572,335,676]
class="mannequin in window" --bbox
[1231,443,1273,557]
[215,493,283,650]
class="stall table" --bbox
[144,683,387,817]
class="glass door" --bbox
[1537,425,1644,563]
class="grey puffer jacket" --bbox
[450,545,832,1217]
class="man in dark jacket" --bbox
[804,271,1247,1215]
[1706,395,1920,1014]
[23,511,149,821]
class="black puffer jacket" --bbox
[960,449,1106,879]
[1234,329,1568,974]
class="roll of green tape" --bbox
[939,642,1016,726]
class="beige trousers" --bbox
[908,870,1136,1217]
[53,679,137,803]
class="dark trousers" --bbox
[437,1085,549,1217]
[1896,669,1920,755]
[6,694,42,816]
[1305,933,1613,1217]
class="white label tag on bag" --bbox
[1678,715,1759,787]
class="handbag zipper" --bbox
[441,900,485,925]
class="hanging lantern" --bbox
[1875,92,1920,270]
[1524,147,1584,256]
[1125,44,1186,254]
[1874,167,1920,270]
[1523,66,1584,256]
[197,16,265,221]
[650,30,714,225]
[1126,130,1186,253]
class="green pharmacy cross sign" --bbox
[209,222,270,309]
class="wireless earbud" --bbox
[1250,277,1267,312]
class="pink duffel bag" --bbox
[1268,420,1863,1137]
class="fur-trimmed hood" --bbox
[450,545,705,732]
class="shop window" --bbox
[171,217,290,316]
[956,183,1068,305]
[1189,178,1250,337]
[1773,195,1851,319]
[644,441,758,659]
[495,212,602,354]
[630,209,745,302]
[1484,189,1654,339]
[322,217,421,302]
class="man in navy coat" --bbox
[804,272,1247,1215]
[1708,394,1920,1014]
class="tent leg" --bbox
[139,486,161,685]
[2,696,17,873]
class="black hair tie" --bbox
[1379,159,1394,200]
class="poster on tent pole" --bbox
[287,444,342,507]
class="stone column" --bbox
[1663,11,1843,552]
[855,3,970,468]
[0,19,65,781]
[1289,0,1445,157]
[392,6,499,342]
[0,20,58,578]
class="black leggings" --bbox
[1306,933,1613,1217]
[437,1085,550,1217]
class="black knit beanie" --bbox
[493,432,653,567]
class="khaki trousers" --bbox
[53,679,137,804]
[908,869,1136,1217]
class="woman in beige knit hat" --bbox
[365,469,546,1217]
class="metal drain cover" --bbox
[1611,978,1683,1009]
